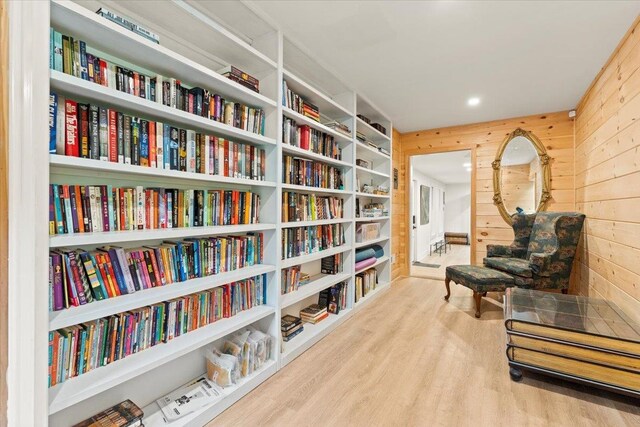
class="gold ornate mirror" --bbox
[492,128,551,225]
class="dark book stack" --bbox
[73,399,143,427]
[51,93,267,180]
[318,281,348,315]
[300,304,328,324]
[357,114,371,124]
[50,30,266,136]
[49,274,267,387]
[320,253,343,274]
[282,117,342,160]
[281,192,343,222]
[220,65,260,93]
[281,224,345,260]
[371,123,387,136]
[49,233,263,311]
[281,314,304,342]
[282,155,343,190]
[49,185,260,235]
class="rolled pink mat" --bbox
[355,257,377,272]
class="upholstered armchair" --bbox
[483,212,585,292]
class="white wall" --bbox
[411,165,445,261]
[444,183,471,238]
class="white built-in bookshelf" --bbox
[45,1,392,424]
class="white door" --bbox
[411,179,418,262]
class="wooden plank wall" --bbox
[0,0,8,424]
[398,111,575,280]
[391,128,406,279]
[574,16,640,323]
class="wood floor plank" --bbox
[208,277,640,427]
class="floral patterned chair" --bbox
[483,212,585,293]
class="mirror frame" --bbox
[492,128,551,225]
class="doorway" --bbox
[409,150,471,279]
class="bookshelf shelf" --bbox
[355,236,390,249]
[282,69,353,119]
[281,245,352,269]
[51,71,277,147]
[281,218,351,228]
[49,223,276,248]
[281,308,353,368]
[50,155,277,188]
[50,1,277,110]
[281,183,350,196]
[280,272,352,309]
[141,360,278,427]
[356,256,390,273]
[49,264,276,330]
[355,165,390,178]
[282,107,352,143]
[48,305,275,415]
[355,142,391,162]
[356,216,390,222]
[355,192,390,200]
[281,144,352,169]
[356,117,391,143]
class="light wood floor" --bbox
[208,277,640,427]
[410,244,470,280]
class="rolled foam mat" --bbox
[355,257,377,272]
[355,248,376,262]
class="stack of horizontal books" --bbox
[300,304,328,324]
[505,288,639,397]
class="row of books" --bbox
[96,7,159,44]
[355,268,378,303]
[321,253,344,275]
[319,281,348,315]
[282,192,343,223]
[49,185,260,235]
[220,65,260,94]
[280,265,310,295]
[50,29,266,135]
[49,233,263,311]
[282,155,343,190]
[282,224,345,260]
[50,94,266,180]
[282,80,319,122]
[282,117,342,160]
[48,274,267,387]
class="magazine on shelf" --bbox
[156,376,223,422]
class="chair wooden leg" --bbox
[473,291,482,318]
[561,289,568,294]
[444,277,451,301]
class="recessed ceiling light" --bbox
[467,97,480,107]
[463,162,471,167]
[465,167,472,172]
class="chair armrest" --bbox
[486,244,512,258]
[529,253,552,276]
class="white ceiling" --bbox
[411,150,472,184]
[250,1,640,131]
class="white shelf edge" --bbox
[48,305,275,414]
[141,360,278,427]
[356,117,392,142]
[282,107,353,143]
[281,218,351,228]
[355,142,391,160]
[355,216,390,222]
[355,165,390,179]
[49,223,276,248]
[281,245,352,269]
[355,256,390,273]
[355,192,390,200]
[50,0,277,108]
[281,143,352,169]
[281,183,350,196]
[354,236,389,249]
[49,264,276,330]
[280,308,353,367]
[282,68,353,117]
[280,272,351,308]
[50,71,277,147]
[50,155,277,187]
